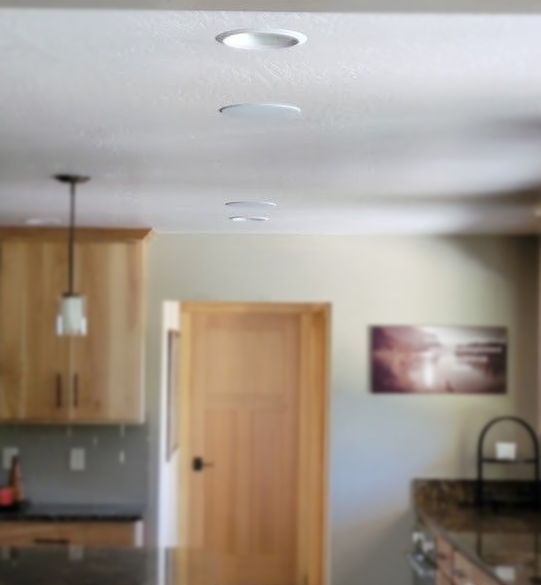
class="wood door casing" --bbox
[180,302,329,585]
[0,241,69,421]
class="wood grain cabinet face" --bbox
[436,536,455,580]
[0,521,143,547]
[0,241,70,422]
[69,241,146,423]
[436,571,454,585]
[452,552,498,585]
[435,537,500,585]
[0,231,147,424]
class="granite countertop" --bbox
[0,547,212,585]
[415,480,541,585]
[420,508,541,585]
[0,503,144,522]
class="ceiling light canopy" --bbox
[215,29,307,50]
[219,103,301,120]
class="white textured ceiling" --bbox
[1,9,541,234]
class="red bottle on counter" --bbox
[8,455,24,504]
[0,486,14,507]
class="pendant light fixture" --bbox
[54,174,90,337]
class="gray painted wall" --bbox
[147,234,538,585]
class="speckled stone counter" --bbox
[0,503,143,522]
[415,480,541,585]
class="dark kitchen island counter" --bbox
[0,503,143,522]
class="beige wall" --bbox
[147,234,538,583]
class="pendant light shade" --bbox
[54,174,90,337]
[57,294,87,336]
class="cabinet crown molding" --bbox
[0,227,152,242]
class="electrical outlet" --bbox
[68,545,84,561]
[2,447,19,470]
[69,448,86,472]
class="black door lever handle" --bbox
[192,456,214,472]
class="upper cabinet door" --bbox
[0,241,70,422]
[68,240,146,423]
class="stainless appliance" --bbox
[407,528,437,584]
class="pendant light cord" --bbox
[68,180,76,295]
[54,173,89,298]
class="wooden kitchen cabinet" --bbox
[453,551,497,585]
[436,572,453,585]
[69,240,146,423]
[0,521,143,547]
[0,228,149,424]
[436,535,455,581]
[0,241,70,422]
[435,534,500,585]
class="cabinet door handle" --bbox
[73,373,79,408]
[55,374,62,408]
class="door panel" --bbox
[182,303,328,585]
[25,243,70,421]
[193,310,299,585]
[0,241,28,418]
[251,409,297,559]
[0,242,69,421]
[70,241,145,422]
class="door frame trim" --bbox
[178,301,330,585]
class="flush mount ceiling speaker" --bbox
[228,216,270,222]
[216,29,307,50]
[225,201,277,209]
[219,103,302,120]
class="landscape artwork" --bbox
[370,325,507,394]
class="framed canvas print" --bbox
[370,325,507,394]
[167,329,181,459]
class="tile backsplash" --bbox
[0,425,148,506]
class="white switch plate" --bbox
[2,447,19,470]
[68,545,84,561]
[69,448,86,472]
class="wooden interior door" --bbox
[180,303,329,585]
[0,241,69,421]
[70,240,145,423]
